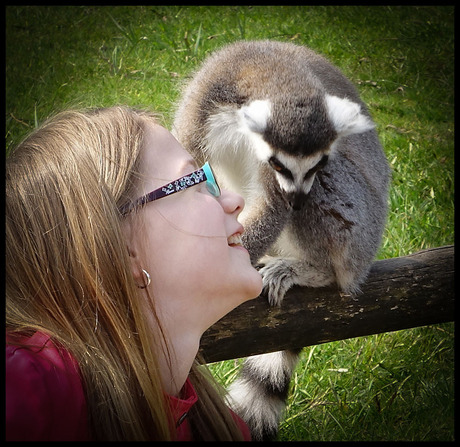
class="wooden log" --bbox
[200,245,454,363]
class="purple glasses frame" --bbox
[119,162,220,217]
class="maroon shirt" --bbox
[6,332,89,441]
[6,331,251,441]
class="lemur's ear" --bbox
[325,94,374,137]
[239,99,271,133]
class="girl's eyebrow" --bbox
[180,158,200,175]
[151,159,199,185]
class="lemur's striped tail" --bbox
[227,348,302,441]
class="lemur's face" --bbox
[237,95,373,210]
[267,150,329,210]
[237,98,331,210]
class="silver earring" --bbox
[137,269,151,289]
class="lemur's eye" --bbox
[269,157,293,180]
[317,154,329,169]
[269,157,284,172]
[304,155,329,181]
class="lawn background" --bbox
[6,5,454,441]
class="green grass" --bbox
[6,5,454,441]
[211,324,454,441]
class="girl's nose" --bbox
[218,189,245,216]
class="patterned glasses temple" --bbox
[119,162,220,216]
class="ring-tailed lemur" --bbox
[172,40,390,441]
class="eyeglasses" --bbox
[119,162,221,216]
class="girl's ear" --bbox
[126,245,145,286]
[123,217,145,287]
[122,218,151,288]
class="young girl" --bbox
[6,106,263,441]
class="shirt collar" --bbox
[166,377,198,428]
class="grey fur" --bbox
[173,40,390,441]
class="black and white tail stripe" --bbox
[227,348,301,441]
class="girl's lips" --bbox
[227,233,243,247]
[227,231,250,256]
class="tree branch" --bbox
[200,246,454,363]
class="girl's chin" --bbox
[244,273,264,301]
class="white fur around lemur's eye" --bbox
[275,173,296,194]
[239,99,271,133]
[325,94,374,137]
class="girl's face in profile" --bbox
[125,123,262,334]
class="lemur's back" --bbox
[174,40,369,161]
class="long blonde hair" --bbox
[5,106,245,441]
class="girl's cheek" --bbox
[150,195,227,239]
